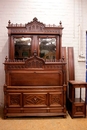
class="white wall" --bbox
[0,0,87,106]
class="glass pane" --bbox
[14,37,31,59]
[39,38,56,60]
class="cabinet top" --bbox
[7,17,63,35]
[69,80,87,85]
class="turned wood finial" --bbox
[33,17,38,21]
[62,56,65,61]
[5,56,8,62]
[8,20,11,25]
[59,21,62,26]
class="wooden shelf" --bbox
[74,98,85,103]
[68,80,87,118]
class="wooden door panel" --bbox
[7,93,22,107]
[49,92,63,107]
[9,71,63,86]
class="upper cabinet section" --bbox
[7,17,63,60]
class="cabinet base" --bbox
[4,112,67,119]
[67,99,86,118]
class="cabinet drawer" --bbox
[73,102,85,116]
[23,93,48,107]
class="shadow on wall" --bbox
[0,40,8,107]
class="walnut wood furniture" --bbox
[68,80,87,118]
[3,18,67,118]
[67,47,75,80]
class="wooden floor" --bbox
[0,107,87,130]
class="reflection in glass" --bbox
[14,37,31,59]
[39,38,56,60]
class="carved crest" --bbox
[25,51,45,68]
[7,17,63,35]
[25,17,45,32]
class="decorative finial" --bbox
[62,56,65,61]
[59,21,62,26]
[33,17,38,21]
[8,20,11,25]
[5,56,8,62]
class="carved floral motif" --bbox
[76,106,83,112]
[25,60,43,68]
[50,94,62,106]
[10,95,20,105]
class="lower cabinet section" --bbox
[68,98,86,118]
[4,86,66,118]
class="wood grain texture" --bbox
[67,47,75,80]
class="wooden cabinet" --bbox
[68,80,87,118]
[3,18,67,118]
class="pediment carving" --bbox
[25,17,45,32]
[7,17,63,35]
[25,51,45,68]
